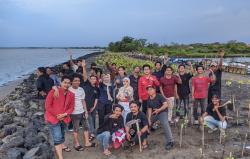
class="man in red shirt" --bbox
[45,76,75,159]
[138,64,160,114]
[160,66,182,123]
[192,65,215,125]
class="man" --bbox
[129,66,141,102]
[202,95,227,134]
[192,65,215,125]
[96,104,124,156]
[125,101,149,149]
[68,74,95,151]
[46,67,60,86]
[207,50,224,104]
[36,67,54,110]
[68,50,83,74]
[152,61,164,81]
[176,62,194,118]
[147,85,174,150]
[82,60,99,141]
[106,62,118,81]
[138,64,160,114]
[160,66,182,123]
[45,76,74,159]
[60,63,74,77]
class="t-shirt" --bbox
[147,94,167,111]
[97,114,124,134]
[69,87,85,114]
[126,112,148,136]
[192,76,212,99]
[82,80,99,111]
[209,69,222,92]
[129,75,140,101]
[177,73,193,98]
[160,76,179,98]
[206,104,226,121]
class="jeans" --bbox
[48,121,66,146]
[97,131,111,150]
[193,98,206,120]
[151,111,173,144]
[176,96,189,117]
[204,116,227,129]
[166,97,175,121]
[97,101,112,127]
[88,110,96,135]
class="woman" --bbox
[97,73,114,127]
[116,77,134,121]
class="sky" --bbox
[0,0,250,47]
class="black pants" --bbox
[141,100,148,115]
[97,101,112,127]
[193,98,206,120]
[176,96,189,117]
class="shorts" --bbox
[70,113,89,132]
[48,121,66,146]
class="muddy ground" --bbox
[63,58,250,159]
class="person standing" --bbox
[138,64,160,114]
[207,50,224,104]
[129,66,141,102]
[45,76,74,159]
[160,66,181,123]
[192,65,215,125]
[176,62,194,118]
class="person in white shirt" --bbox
[68,74,96,151]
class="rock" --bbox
[0,136,24,151]
[23,146,41,159]
[7,148,26,159]
[14,108,26,117]
[33,112,44,116]
[29,101,38,109]
[0,113,13,128]
[14,117,29,126]
[0,123,17,138]
[24,135,45,149]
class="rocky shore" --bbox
[0,52,104,159]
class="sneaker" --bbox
[194,120,199,125]
[208,127,218,133]
[165,142,174,150]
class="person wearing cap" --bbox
[146,85,174,150]
[138,64,160,114]
[207,50,224,105]
[201,95,227,134]
[116,77,134,121]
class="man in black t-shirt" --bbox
[208,50,224,104]
[125,101,149,149]
[129,66,141,102]
[202,95,227,134]
[146,85,174,150]
[176,62,194,117]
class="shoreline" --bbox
[0,51,104,102]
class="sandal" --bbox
[85,143,96,148]
[89,135,95,141]
[74,145,84,151]
[62,146,71,152]
[142,144,148,149]
[103,150,111,156]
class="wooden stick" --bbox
[241,133,248,157]
[136,121,142,152]
[180,124,183,148]
[236,109,239,125]
[202,123,205,148]
[232,95,235,112]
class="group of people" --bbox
[36,50,228,159]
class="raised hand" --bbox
[82,59,86,68]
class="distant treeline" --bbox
[107,36,250,57]
[0,46,106,49]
